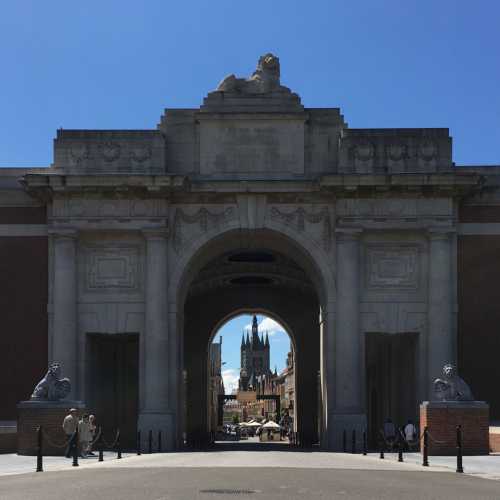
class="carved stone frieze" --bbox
[52,198,169,219]
[269,205,332,251]
[366,245,419,289]
[172,206,237,253]
[85,246,140,291]
[336,198,453,219]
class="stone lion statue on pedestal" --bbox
[30,362,71,401]
[433,363,474,401]
[216,53,289,94]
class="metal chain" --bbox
[42,430,73,449]
[101,430,120,449]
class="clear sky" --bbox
[1,1,499,167]
[213,314,291,394]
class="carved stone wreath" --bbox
[353,141,375,162]
[99,141,121,163]
[418,140,438,162]
[386,142,408,162]
[130,144,152,163]
[70,144,90,164]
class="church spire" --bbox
[241,332,245,347]
[251,315,260,348]
[265,332,270,347]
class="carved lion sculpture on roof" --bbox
[31,362,71,401]
[216,53,289,94]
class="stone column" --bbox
[332,228,366,449]
[139,229,173,446]
[51,229,78,396]
[427,229,454,396]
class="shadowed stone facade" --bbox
[1,54,500,450]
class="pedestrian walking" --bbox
[62,408,78,458]
[78,414,92,458]
[87,414,97,456]
[403,419,417,450]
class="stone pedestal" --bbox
[420,401,489,455]
[17,400,85,456]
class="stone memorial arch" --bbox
[14,53,486,450]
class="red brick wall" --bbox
[458,206,500,420]
[420,404,489,455]
[0,232,48,420]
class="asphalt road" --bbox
[1,467,500,500]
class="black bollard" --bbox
[117,430,122,459]
[363,430,367,456]
[36,425,43,472]
[158,430,162,453]
[148,429,153,454]
[422,426,429,467]
[398,434,404,462]
[72,428,79,467]
[379,434,384,459]
[456,425,464,473]
[342,429,346,453]
[351,429,356,454]
[98,427,104,462]
[137,430,141,456]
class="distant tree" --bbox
[232,414,239,424]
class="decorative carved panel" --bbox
[366,245,419,289]
[86,247,140,290]
[269,205,331,251]
[172,206,237,253]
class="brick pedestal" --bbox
[17,401,85,456]
[420,401,489,455]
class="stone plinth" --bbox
[17,400,85,456]
[420,401,489,455]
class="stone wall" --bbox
[0,179,48,421]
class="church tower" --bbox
[239,315,271,391]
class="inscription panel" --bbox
[85,247,140,291]
[200,120,304,174]
[366,245,419,289]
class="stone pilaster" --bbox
[331,228,366,449]
[427,229,455,395]
[139,229,174,447]
[50,229,78,396]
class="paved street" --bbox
[2,465,500,500]
[2,448,500,499]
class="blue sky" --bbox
[213,315,291,394]
[1,1,499,167]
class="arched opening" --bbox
[177,229,326,449]
[208,312,295,447]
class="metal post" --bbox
[398,433,404,462]
[148,429,153,454]
[343,429,346,453]
[363,430,367,456]
[36,426,43,472]
[72,428,79,467]
[379,434,384,459]
[456,425,464,473]
[423,426,429,467]
[351,429,356,454]
[117,430,122,459]
[137,430,141,456]
[98,427,104,462]
[158,430,162,453]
